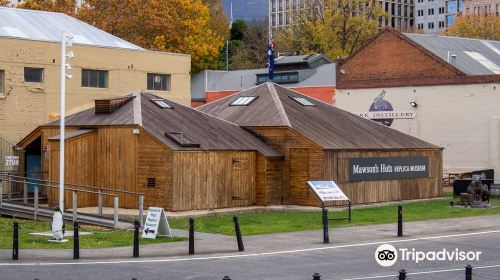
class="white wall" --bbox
[336,83,500,182]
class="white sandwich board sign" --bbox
[307,181,349,202]
[142,207,172,239]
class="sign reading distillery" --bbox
[349,157,429,181]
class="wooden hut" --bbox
[198,82,443,206]
[18,92,281,211]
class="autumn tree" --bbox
[274,0,386,60]
[17,0,77,15]
[0,0,12,6]
[15,0,228,73]
[446,15,500,40]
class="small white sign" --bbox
[354,111,416,120]
[308,181,349,202]
[5,156,19,166]
[142,207,172,239]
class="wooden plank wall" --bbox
[325,149,443,204]
[136,131,173,209]
[49,132,97,208]
[47,127,139,209]
[172,151,256,211]
[255,154,283,206]
[246,127,324,206]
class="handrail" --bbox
[1,174,143,196]
[2,177,117,196]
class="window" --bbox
[428,22,435,29]
[230,96,257,106]
[24,67,43,83]
[147,178,156,188]
[439,20,445,28]
[428,8,434,15]
[164,132,200,147]
[147,73,170,91]
[291,96,315,106]
[417,9,423,16]
[439,7,445,14]
[82,69,108,88]
[0,70,4,93]
[151,99,172,109]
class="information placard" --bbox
[142,207,172,239]
[307,181,349,202]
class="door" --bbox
[289,148,309,204]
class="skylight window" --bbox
[151,99,172,109]
[292,97,315,106]
[165,132,200,147]
[230,96,257,106]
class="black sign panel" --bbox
[349,157,429,182]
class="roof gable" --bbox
[198,82,440,150]
[337,27,464,80]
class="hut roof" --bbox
[197,83,440,150]
[45,92,281,157]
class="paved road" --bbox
[1,230,500,280]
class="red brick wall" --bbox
[337,29,461,89]
[196,86,336,107]
[291,86,336,104]
[191,101,205,108]
[206,90,239,103]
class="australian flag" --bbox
[267,40,274,81]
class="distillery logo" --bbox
[375,244,482,267]
[369,90,394,127]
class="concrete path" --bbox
[0,214,499,263]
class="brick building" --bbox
[463,0,500,15]
[335,27,500,182]
[0,7,191,142]
[191,54,335,107]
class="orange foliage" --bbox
[15,0,227,73]
[446,15,500,40]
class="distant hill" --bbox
[222,0,268,22]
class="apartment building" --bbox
[415,0,447,34]
[0,7,191,142]
[463,0,500,15]
[268,0,415,36]
[446,0,464,26]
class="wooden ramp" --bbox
[0,201,133,230]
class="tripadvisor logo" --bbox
[375,244,482,267]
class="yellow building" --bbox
[0,7,191,142]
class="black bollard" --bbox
[12,221,18,260]
[312,272,321,280]
[222,276,231,280]
[465,264,472,280]
[397,205,403,237]
[322,208,329,244]
[189,217,195,255]
[398,269,407,280]
[73,221,80,260]
[233,215,244,252]
[133,220,140,258]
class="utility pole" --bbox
[59,31,74,213]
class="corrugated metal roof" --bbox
[198,83,440,150]
[404,33,500,75]
[191,63,335,100]
[45,92,281,157]
[0,7,143,50]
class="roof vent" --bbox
[164,132,200,147]
[95,96,133,114]
[151,99,172,109]
[451,55,457,67]
[230,96,258,106]
[291,96,316,106]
